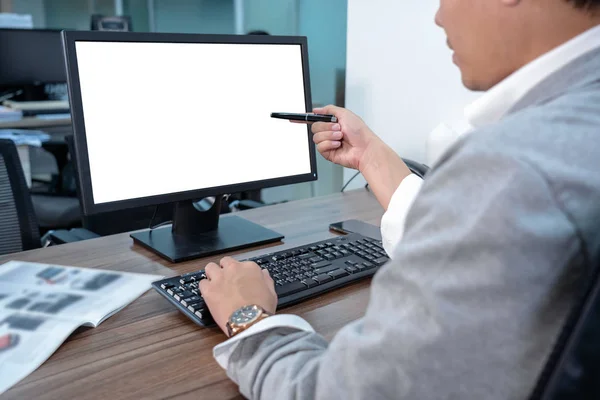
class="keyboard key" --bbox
[309,256,323,263]
[374,257,389,266]
[345,260,357,266]
[325,242,334,247]
[181,296,202,307]
[275,281,307,297]
[345,266,359,274]
[309,246,319,251]
[324,254,335,261]
[313,274,333,284]
[161,283,175,290]
[362,262,376,269]
[195,309,206,319]
[314,264,341,275]
[299,253,316,260]
[174,291,194,301]
[311,260,332,269]
[302,279,318,288]
[328,269,349,279]
[187,303,204,313]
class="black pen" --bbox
[271,112,338,123]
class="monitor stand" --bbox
[130,196,284,263]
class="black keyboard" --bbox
[152,233,389,326]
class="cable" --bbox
[341,171,361,192]
[148,205,159,229]
[150,220,172,230]
[148,204,173,230]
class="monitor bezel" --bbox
[62,30,318,215]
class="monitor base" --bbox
[131,215,284,263]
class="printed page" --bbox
[0,310,82,394]
[0,261,161,326]
[0,261,163,395]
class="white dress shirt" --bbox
[213,24,600,369]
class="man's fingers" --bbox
[219,256,238,268]
[262,269,277,297]
[314,104,342,116]
[312,121,339,134]
[313,130,343,144]
[262,268,273,282]
[198,278,210,295]
[204,262,222,281]
[317,141,342,153]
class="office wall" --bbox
[43,0,90,30]
[297,0,346,196]
[123,0,149,31]
[95,0,116,16]
[244,0,296,35]
[11,0,45,27]
[344,0,479,189]
[298,0,347,109]
[154,0,234,34]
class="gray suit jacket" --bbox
[223,49,600,399]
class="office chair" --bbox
[403,158,429,179]
[0,139,41,254]
[530,248,600,399]
[90,15,132,31]
[0,139,90,253]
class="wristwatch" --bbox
[226,304,272,337]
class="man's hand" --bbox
[311,105,412,210]
[199,257,277,336]
[311,105,382,171]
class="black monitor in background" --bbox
[0,29,67,99]
[62,31,318,263]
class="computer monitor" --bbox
[62,31,318,263]
[0,29,67,87]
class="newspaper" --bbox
[0,260,162,395]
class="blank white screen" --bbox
[74,41,311,204]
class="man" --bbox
[199,0,600,398]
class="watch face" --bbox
[230,305,261,325]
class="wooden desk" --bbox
[1,190,383,399]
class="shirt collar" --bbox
[464,24,600,129]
